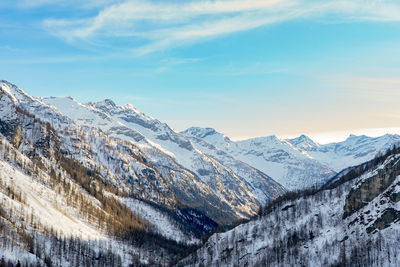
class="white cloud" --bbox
[42,0,400,54]
[15,0,120,9]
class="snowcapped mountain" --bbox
[41,94,285,221]
[0,90,191,265]
[289,133,400,172]
[182,127,335,190]
[183,127,400,190]
[3,79,400,266]
[180,148,400,266]
[0,80,286,229]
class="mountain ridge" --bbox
[180,147,400,266]
[1,80,286,226]
[2,79,400,266]
[182,126,400,190]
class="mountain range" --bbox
[1,80,400,266]
[183,126,400,190]
[42,93,400,193]
[180,146,400,266]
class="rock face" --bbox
[180,151,400,267]
[343,156,400,218]
[366,208,400,234]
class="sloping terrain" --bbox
[1,80,286,227]
[183,127,400,190]
[42,95,284,212]
[180,148,400,266]
[0,81,217,266]
[3,79,400,266]
[0,129,188,266]
[289,133,400,172]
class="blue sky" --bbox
[1,0,400,142]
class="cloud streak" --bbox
[42,0,400,54]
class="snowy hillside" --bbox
[3,79,400,266]
[183,127,400,190]
[182,127,335,190]
[42,94,285,218]
[0,80,218,266]
[0,80,288,228]
[289,133,400,172]
[180,148,400,266]
[0,132,178,266]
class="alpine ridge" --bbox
[1,80,400,266]
[180,147,400,266]
[182,127,400,190]
[0,80,284,265]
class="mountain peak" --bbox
[87,99,119,112]
[102,98,117,107]
[182,127,220,139]
[89,99,143,114]
[0,80,16,87]
[286,134,319,150]
[121,103,142,114]
[345,134,368,142]
[0,80,38,104]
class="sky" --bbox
[1,0,400,143]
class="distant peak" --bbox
[298,134,316,143]
[346,134,368,141]
[265,135,278,140]
[123,103,136,109]
[103,99,116,107]
[0,80,35,103]
[286,134,318,148]
[182,127,220,138]
[0,80,16,87]
[288,134,312,142]
[88,99,118,111]
[121,103,140,113]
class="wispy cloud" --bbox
[40,0,400,54]
[14,0,120,9]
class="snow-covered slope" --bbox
[41,94,284,218]
[181,149,400,266]
[123,198,200,245]
[0,159,102,240]
[183,127,400,190]
[289,133,400,172]
[183,127,335,190]
[1,80,287,228]
[0,132,172,266]
[1,81,218,265]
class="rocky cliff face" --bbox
[343,155,400,218]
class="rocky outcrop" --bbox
[366,208,400,233]
[343,156,400,218]
[10,124,22,148]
